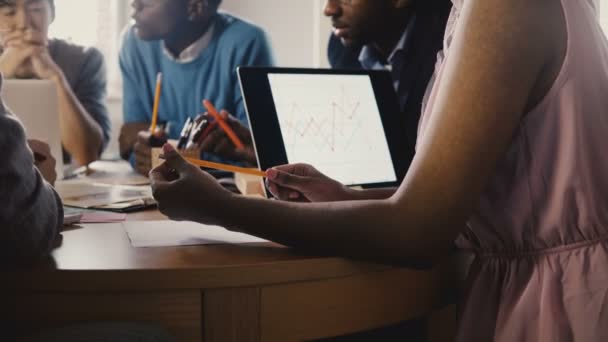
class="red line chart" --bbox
[278,86,375,159]
[269,73,396,185]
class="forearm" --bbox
[1,176,63,266]
[54,75,104,166]
[0,112,63,266]
[215,194,447,267]
[345,187,397,200]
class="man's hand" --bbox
[0,30,43,78]
[28,139,57,186]
[150,144,232,224]
[119,122,150,161]
[30,50,62,81]
[197,110,256,165]
[0,29,47,78]
[134,130,153,176]
[265,164,351,202]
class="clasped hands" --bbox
[0,28,62,81]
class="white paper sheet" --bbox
[123,221,268,247]
[56,181,154,209]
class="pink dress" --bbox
[419,0,608,340]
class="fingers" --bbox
[1,30,25,47]
[161,143,194,174]
[266,179,287,199]
[150,163,172,184]
[135,162,151,176]
[134,141,151,159]
[199,129,224,152]
[149,165,171,199]
[266,179,305,202]
[119,122,149,160]
[23,29,47,46]
[134,140,151,175]
[137,130,152,145]
[28,139,51,155]
[271,163,317,177]
[135,131,152,161]
[221,110,253,142]
[265,168,311,191]
[221,110,240,124]
[18,45,43,61]
[233,147,257,166]
[212,138,232,156]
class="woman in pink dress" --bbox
[150,0,608,339]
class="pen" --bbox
[186,118,207,150]
[177,117,193,150]
[149,72,163,133]
[198,121,218,144]
[202,99,245,149]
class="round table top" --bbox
[8,209,433,292]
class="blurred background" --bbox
[49,0,608,159]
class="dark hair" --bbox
[0,0,55,18]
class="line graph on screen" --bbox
[268,73,397,185]
[280,86,375,156]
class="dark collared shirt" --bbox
[358,15,417,96]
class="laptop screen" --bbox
[267,73,397,185]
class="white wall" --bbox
[221,0,331,67]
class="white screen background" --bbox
[268,74,397,185]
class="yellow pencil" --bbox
[149,72,163,133]
[185,157,266,177]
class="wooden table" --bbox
[3,209,460,342]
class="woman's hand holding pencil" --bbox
[150,144,236,223]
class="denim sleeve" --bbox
[0,95,63,266]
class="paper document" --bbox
[68,161,150,186]
[56,181,155,211]
[124,221,268,247]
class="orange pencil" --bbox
[185,157,266,177]
[202,99,245,149]
[149,73,163,133]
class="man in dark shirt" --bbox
[327,0,452,168]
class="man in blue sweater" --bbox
[118,0,274,175]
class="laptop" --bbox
[238,67,410,193]
[0,79,64,179]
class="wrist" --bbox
[49,70,67,87]
[0,63,16,79]
[202,190,241,230]
[343,185,363,201]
